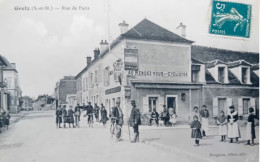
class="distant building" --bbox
[75,19,259,124]
[0,55,10,112]
[66,94,77,108]
[1,56,22,113]
[21,96,33,111]
[33,95,55,110]
[54,76,77,107]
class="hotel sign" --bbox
[105,86,121,95]
[127,70,188,77]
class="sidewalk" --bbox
[121,125,259,162]
[9,111,28,124]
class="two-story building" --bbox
[75,19,259,124]
[0,55,10,112]
[2,56,22,113]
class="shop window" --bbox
[192,65,200,82]
[243,98,250,115]
[149,97,158,112]
[242,67,249,84]
[218,67,225,83]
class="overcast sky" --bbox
[0,0,258,98]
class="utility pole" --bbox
[106,0,111,52]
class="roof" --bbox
[228,60,252,68]
[0,55,8,66]
[192,58,205,64]
[191,46,259,64]
[252,64,259,71]
[1,56,18,72]
[206,60,227,68]
[122,19,193,44]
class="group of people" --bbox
[149,105,177,126]
[190,105,258,146]
[55,102,109,128]
[0,110,11,133]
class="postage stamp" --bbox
[209,1,251,38]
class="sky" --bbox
[0,0,258,98]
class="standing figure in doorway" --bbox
[227,105,240,144]
[129,100,141,143]
[200,105,209,136]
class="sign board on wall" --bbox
[124,48,138,70]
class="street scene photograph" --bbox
[0,0,259,162]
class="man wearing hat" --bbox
[85,102,93,124]
[129,100,141,143]
[200,105,209,136]
[111,100,124,141]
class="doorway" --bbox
[166,95,178,113]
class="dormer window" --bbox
[241,67,249,84]
[192,65,200,82]
[218,67,225,83]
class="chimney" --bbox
[11,63,16,69]
[119,20,129,35]
[94,48,100,59]
[176,22,186,38]
[99,40,108,52]
[86,57,91,66]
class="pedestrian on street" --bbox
[200,105,209,136]
[190,116,202,146]
[62,105,67,128]
[189,106,200,122]
[55,106,62,128]
[129,100,141,143]
[227,105,240,144]
[111,101,124,141]
[3,111,10,130]
[217,111,227,142]
[245,107,258,146]
[149,109,159,126]
[84,102,93,124]
[94,103,100,122]
[74,104,81,127]
[68,106,75,128]
[100,103,108,127]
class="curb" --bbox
[10,113,27,125]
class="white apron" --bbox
[227,122,240,138]
[201,117,209,133]
[218,124,227,136]
[245,122,252,140]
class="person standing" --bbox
[74,104,81,127]
[68,106,75,128]
[227,105,240,144]
[162,105,170,126]
[55,107,62,128]
[129,100,141,143]
[111,101,124,141]
[94,103,100,122]
[85,102,93,124]
[245,107,258,146]
[190,116,202,146]
[3,111,11,130]
[217,111,227,142]
[200,105,209,136]
[100,103,108,127]
[62,106,67,128]
[189,106,200,122]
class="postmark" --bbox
[209,1,251,38]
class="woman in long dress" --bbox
[100,104,108,127]
[217,111,227,142]
[245,107,258,146]
[227,105,240,144]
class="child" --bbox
[245,107,258,146]
[190,116,202,146]
[217,111,227,142]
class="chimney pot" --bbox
[94,48,100,59]
[99,40,109,52]
[119,20,129,35]
[86,57,91,66]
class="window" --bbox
[242,67,248,84]
[112,98,115,107]
[218,98,226,114]
[192,65,200,82]
[104,67,110,86]
[149,97,158,112]
[85,77,88,91]
[218,67,225,83]
[82,78,85,91]
[243,98,250,115]
[90,73,94,87]
[94,70,98,84]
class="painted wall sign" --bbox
[127,70,188,77]
[124,48,138,70]
[105,86,121,95]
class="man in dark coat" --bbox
[129,100,141,143]
[55,107,62,128]
[85,102,93,124]
[94,103,100,122]
[62,106,67,128]
[100,103,108,127]
[149,109,159,126]
[111,101,124,141]
[74,104,81,122]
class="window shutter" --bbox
[226,98,232,115]
[250,98,256,115]
[143,97,149,113]
[213,98,218,117]
[238,98,243,116]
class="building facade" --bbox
[33,95,55,110]
[0,55,10,112]
[21,96,33,111]
[54,76,77,107]
[2,56,22,113]
[75,19,259,124]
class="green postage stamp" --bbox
[209,1,251,38]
